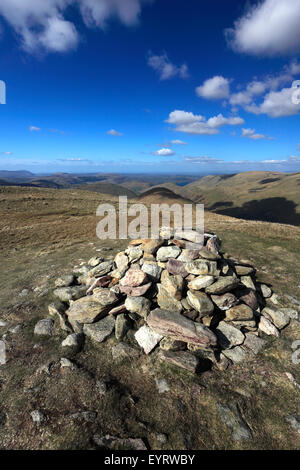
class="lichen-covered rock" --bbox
[67,297,110,324]
[262,307,290,330]
[216,321,245,349]
[34,319,54,336]
[147,308,217,349]
[120,268,148,287]
[61,333,83,350]
[206,276,239,295]
[259,284,272,298]
[240,275,256,290]
[142,239,164,254]
[92,288,118,306]
[158,350,199,373]
[225,304,254,322]
[125,296,151,318]
[134,325,163,354]
[48,301,71,332]
[83,316,115,343]
[174,229,203,244]
[166,258,189,277]
[156,246,181,262]
[125,246,143,263]
[114,251,129,274]
[243,333,266,355]
[160,337,186,351]
[258,316,280,337]
[53,286,86,302]
[186,260,218,276]
[217,403,252,441]
[93,435,147,451]
[222,346,248,363]
[120,282,152,297]
[188,275,215,290]
[157,285,183,313]
[54,274,75,288]
[88,260,114,278]
[141,262,162,281]
[187,290,214,315]
[0,340,6,365]
[161,270,183,299]
[115,314,130,340]
[211,293,238,311]
[234,265,254,276]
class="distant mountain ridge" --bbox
[170,171,300,226]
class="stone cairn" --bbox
[46,228,293,373]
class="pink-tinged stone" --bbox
[86,276,113,294]
[129,239,147,245]
[235,288,259,311]
[166,258,189,278]
[147,308,217,349]
[177,249,200,262]
[158,350,199,373]
[108,304,127,316]
[120,282,152,297]
[205,235,221,254]
[120,268,148,287]
[171,239,186,249]
[142,239,164,254]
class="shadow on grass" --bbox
[213,197,300,226]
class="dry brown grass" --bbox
[0,186,300,450]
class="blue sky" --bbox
[0,0,300,174]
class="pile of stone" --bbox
[46,228,296,373]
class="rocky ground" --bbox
[0,187,300,450]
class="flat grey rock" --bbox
[34,319,54,336]
[216,321,245,349]
[217,403,252,441]
[83,316,115,343]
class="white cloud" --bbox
[58,157,91,162]
[196,76,230,100]
[1,151,13,155]
[165,110,244,135]
[196,69,300,119]
[246,86,300,117]
[207,114,244,128]
[106,129,123,136]
[170,139,187,145]
[147,52,189,80]
[241,128,267,140]
[184,156,224,164]
[39,16,78,52]
[230,80,267,106]
[153,148,175,156]
[166,110,205,125]
[226,62,300,117]
[227,0,300,56]
[29,126,41,131]
[182,155,300,169]
[0,0,151,53]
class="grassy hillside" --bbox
[0,185,299,450]
[73,181,137,198]
[0,186,299,449]
[169,171,300,226]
